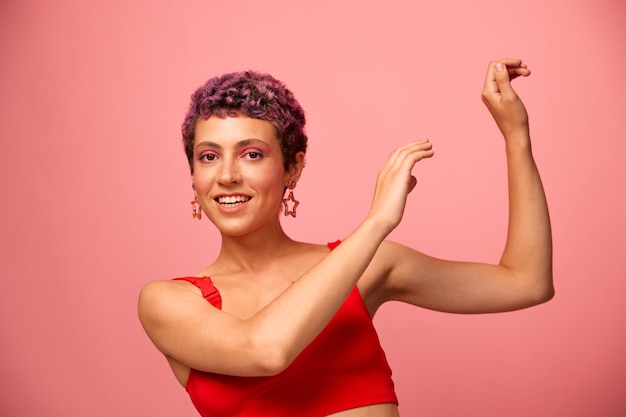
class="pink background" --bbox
[1,0,625,416]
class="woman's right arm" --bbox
[138,140,433,377]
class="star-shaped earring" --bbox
[191,192,202,220]
[282,180,299,217]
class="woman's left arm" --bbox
[373,58,553,314]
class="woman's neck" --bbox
[215,224,298,273]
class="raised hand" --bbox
[481,58,531,139]
[367,139,434,234]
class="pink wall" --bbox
[1,0,625,416]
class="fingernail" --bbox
[496,62,505,72]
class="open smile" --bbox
[216,195,252,208]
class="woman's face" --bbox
[192,115,296,237]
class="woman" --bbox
[139,58,553,416]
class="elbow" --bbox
[533,284,555,306]
[247,336,293,377]
[537,268,555,304]
[237,319,300,377]
[543,279,556,302]
[256,349,291,377]
[543,281,556,303]
[524,274,555,307]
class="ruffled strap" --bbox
[327,240,341,250]
[173,277,222,309]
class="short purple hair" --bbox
[182,71,307,172]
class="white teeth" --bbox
[217,195,251,205]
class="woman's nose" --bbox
[218,160,241,184]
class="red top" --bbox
[173,241,397,416]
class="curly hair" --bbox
[182,71,308,172]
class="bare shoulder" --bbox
[137,279,210,338]
[139,279,202,310]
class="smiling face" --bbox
[192,115,302,237]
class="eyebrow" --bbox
[194,138,268,151]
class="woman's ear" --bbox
[287,152,306,183]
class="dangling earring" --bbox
[282,180,299,217]
[191,193,202,220]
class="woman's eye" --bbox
[245,151,263,160]
[199,153,217,162]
